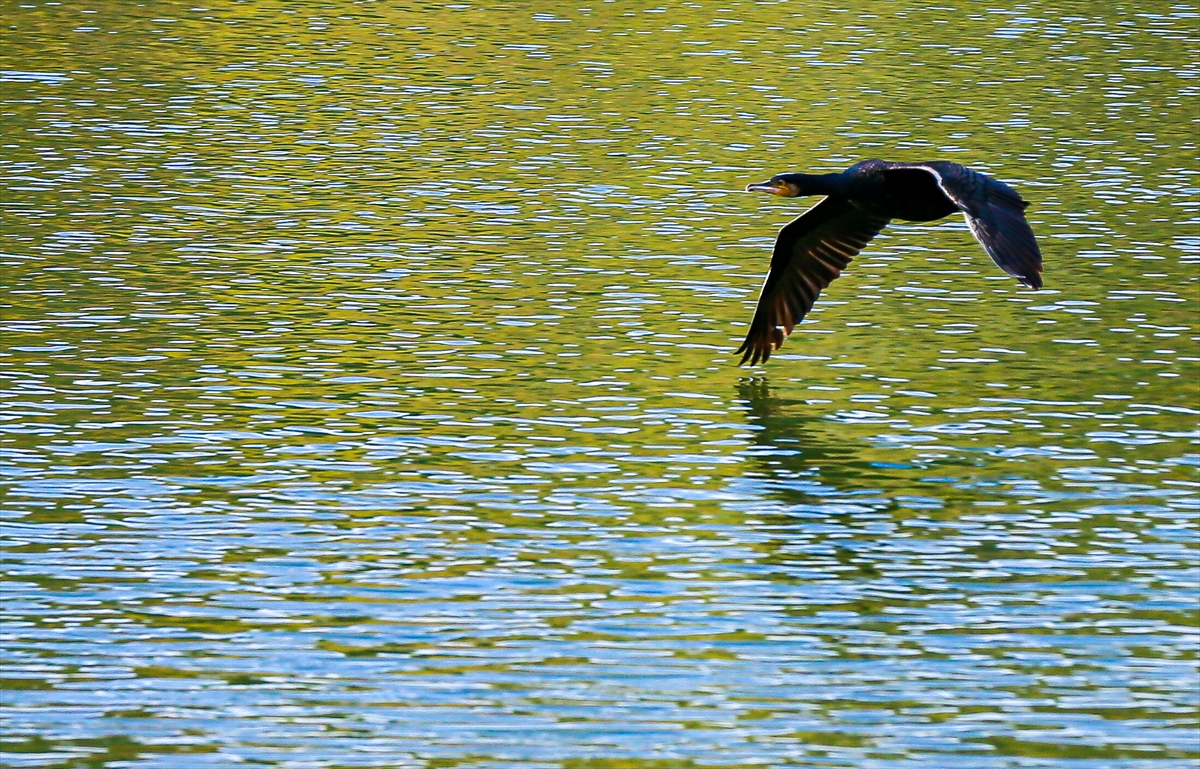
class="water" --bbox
[2,1,1197,767]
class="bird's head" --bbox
[745,174,803,197]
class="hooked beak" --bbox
[745,179,796,196]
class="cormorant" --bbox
[737,159,1043,366]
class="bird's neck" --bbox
[778,173,846,197]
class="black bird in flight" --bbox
[737,159,1043,366]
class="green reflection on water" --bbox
[2,0,1197,767]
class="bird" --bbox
[736,159,1043,366]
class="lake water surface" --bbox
[2,1,1197,767]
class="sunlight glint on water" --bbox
[1,2,1197,767]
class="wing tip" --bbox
[735,336,772,367]
[736,324,789,367]
[736,344,768,367]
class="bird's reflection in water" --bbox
[735,377,878,511]
[733,378,890,583]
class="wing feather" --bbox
[888,161,1043,289]
[737,197,890,366]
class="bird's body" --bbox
[738,159,1043,366]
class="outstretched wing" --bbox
[891,161,1043,289]
[737,197,891,366]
